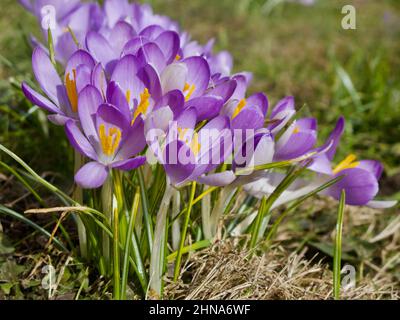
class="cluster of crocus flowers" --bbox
[21,0,393,206]
[20,0,396,298]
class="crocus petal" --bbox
[104,0,129,27]
[327,168,379,206]
[111,156,146,171]
[75,161,109,189]
[109,21,136,54]
[275,130,317,160]
[139,24,164,40]
[96,103,129,135]
[48,114,72,126]
[325,116,345,161]
[358,160,383,180]
[176,107,197,130]
[106,82,131,121]
[117,118,146,159]
[65,49,95,77]
[122,36,150,56]
[183,56,211,98]
[160,63,187,93]
[247,93,269,116]
[230,75,247,101]
[65,120,98,160]
[21,82,60,114]
[207,79,237,103]
[137,42,167,73]
[111,55,143,97]
[155,31,180,64]
[86,31,116,70]
[153,90,185,114]
[308,154,333,175]
[32,46,63,104]
[197,171,236,187]
[184,95,224,122]
[231,106,265,130]
[138,64,162,100]
[366,200,398,209]
[91,63,107,97]
[78,85,103,143]
[163,140,196,186]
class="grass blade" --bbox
[0,205,68,251]
[333,189,346,300]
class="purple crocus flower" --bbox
[274,117,317,161]
[65,85,146,189]
[310,117,395,207]
[146,107,234,187]
[22,47,96,125]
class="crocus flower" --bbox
[22,47,96,125]
[244,117,397,207]
[146,106,234,187]
[65,85,147,188]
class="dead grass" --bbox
[164,239,399,300]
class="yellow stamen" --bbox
[99,124,121,156]
[293,126,300,134]
[231,98,247,119]
[132,88,151,124]
[175,54,181,61]
[190,132,201,156]
[65,69,78,113]
[183,82,196,102]
[178,127,189,140]
[125,90,131,105]
[332,154,359,174]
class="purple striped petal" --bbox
[327,168,379,206]
[155,31,180,64]
[183,56,211,98]
[117,118,146,159]
[207,79,237,103]
[137,42,167,73]
[78,85,103,143]
[184,95,223,122]
[109,21,136,54]
[197,171,236,187]
[65,120,98,160]
[86,31,116,69]
[65,50,95,78]
[111,156,146,171]
[32,47,63,105]
[21,82,60,114]
[122,36,150,56]
[247,93,268,116]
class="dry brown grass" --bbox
[164,239,399,300]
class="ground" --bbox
[0,0,399,299]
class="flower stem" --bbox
[101,174,113,273]
[171,189,181,250]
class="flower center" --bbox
[132,88,151,124]
[178,128,201,156]
[332,154,359,174]
[99,124,121,156]
[183,82,195,101]
[65,69,78,113]
[175,54,181,61]
[231,98,247,119]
